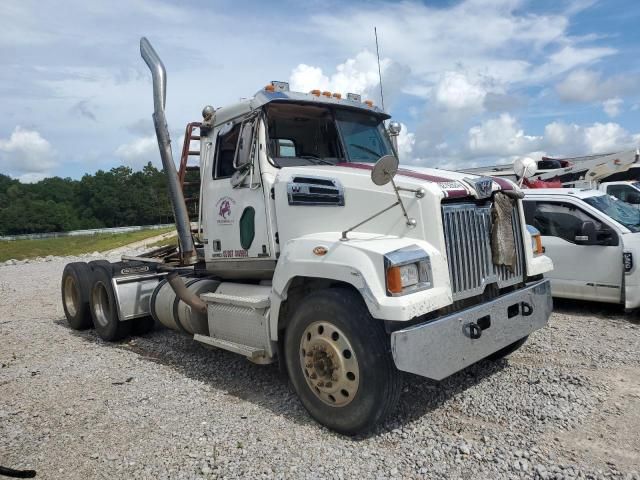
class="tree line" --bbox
[0,163,175,235]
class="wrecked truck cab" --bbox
[60,38,553,436]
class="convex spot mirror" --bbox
[514,157,537,179]
[371,155,399,186]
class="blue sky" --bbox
[1,0,640,182]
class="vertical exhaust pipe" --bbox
[140,37,197,265]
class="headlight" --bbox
[384,246,433,296]
[526,225,544,256]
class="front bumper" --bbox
[390,279,552,380]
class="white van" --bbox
[522,188,640,310]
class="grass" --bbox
[0,227,175,262]
[147,235,178,249]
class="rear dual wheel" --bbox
[61,262,93,330]
[285,288,401,436]
[90,266,132,341]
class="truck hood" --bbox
[334,162,517,199]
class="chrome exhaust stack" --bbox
[140,37,197,265]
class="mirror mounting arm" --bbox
[390,177,417,227]
[341,201,400,241]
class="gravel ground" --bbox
[1,255,639,480]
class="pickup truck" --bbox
[522,188,640,309]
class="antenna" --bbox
[374,27,385,111]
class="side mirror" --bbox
[371,155,399,186]
[575,221,596,245]
[514,157,537,179]
[234,118,256,169]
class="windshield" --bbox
[335,110,394,162]
[583,194,640,232]
[265,103,393,167]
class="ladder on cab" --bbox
[178,122,202,224]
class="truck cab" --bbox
[522,188,640,309]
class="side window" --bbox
[213,123,241,179]
[528,201,603,244]
[607,184,633,202]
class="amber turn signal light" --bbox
[386,266,403,294]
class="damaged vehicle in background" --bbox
[523,188,640,310]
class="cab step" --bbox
[193,334,265,359]
[201,289,270,309]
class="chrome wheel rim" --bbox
[63,276,79,317]
[300,321,360,407]
[92,282,111,328]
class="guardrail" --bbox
[0,224,175,242]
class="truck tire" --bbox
[90,266,132,341]
[284,288,401,436]
[88,259,111,272]
[61,262,93,330]
[487,336,528,361]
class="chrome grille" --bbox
[442,203,524,301]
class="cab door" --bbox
[523,199,622,303]
[201,117,272,264]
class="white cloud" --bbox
[556,69,640,103]
[602,97,623,118]
[395,123,415,161]
[310,0,609,88]
[544,45,615,74]
[583,122,631,153]
[0,126,57,174]
[468,114,541,156]
[290,50,390,101]
[432,72,487,112]
[115,135,158,168]
[464,116,638,167]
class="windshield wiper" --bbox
[297,155,335,165]
[349,143,382,159]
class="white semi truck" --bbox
[60,38,553,435]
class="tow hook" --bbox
[466,322,482,339]
[521,302,533,316]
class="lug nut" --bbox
[305,362,312,368]
[310,373,317,379]
[317,381,324,387]
[325,381,332,388]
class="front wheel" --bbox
[284,288,401,436]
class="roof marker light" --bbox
[264,84,275,92]
[364,99,374,107]
[332,93,342,99]
[322,91,332,97]
[310,89,321,96]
